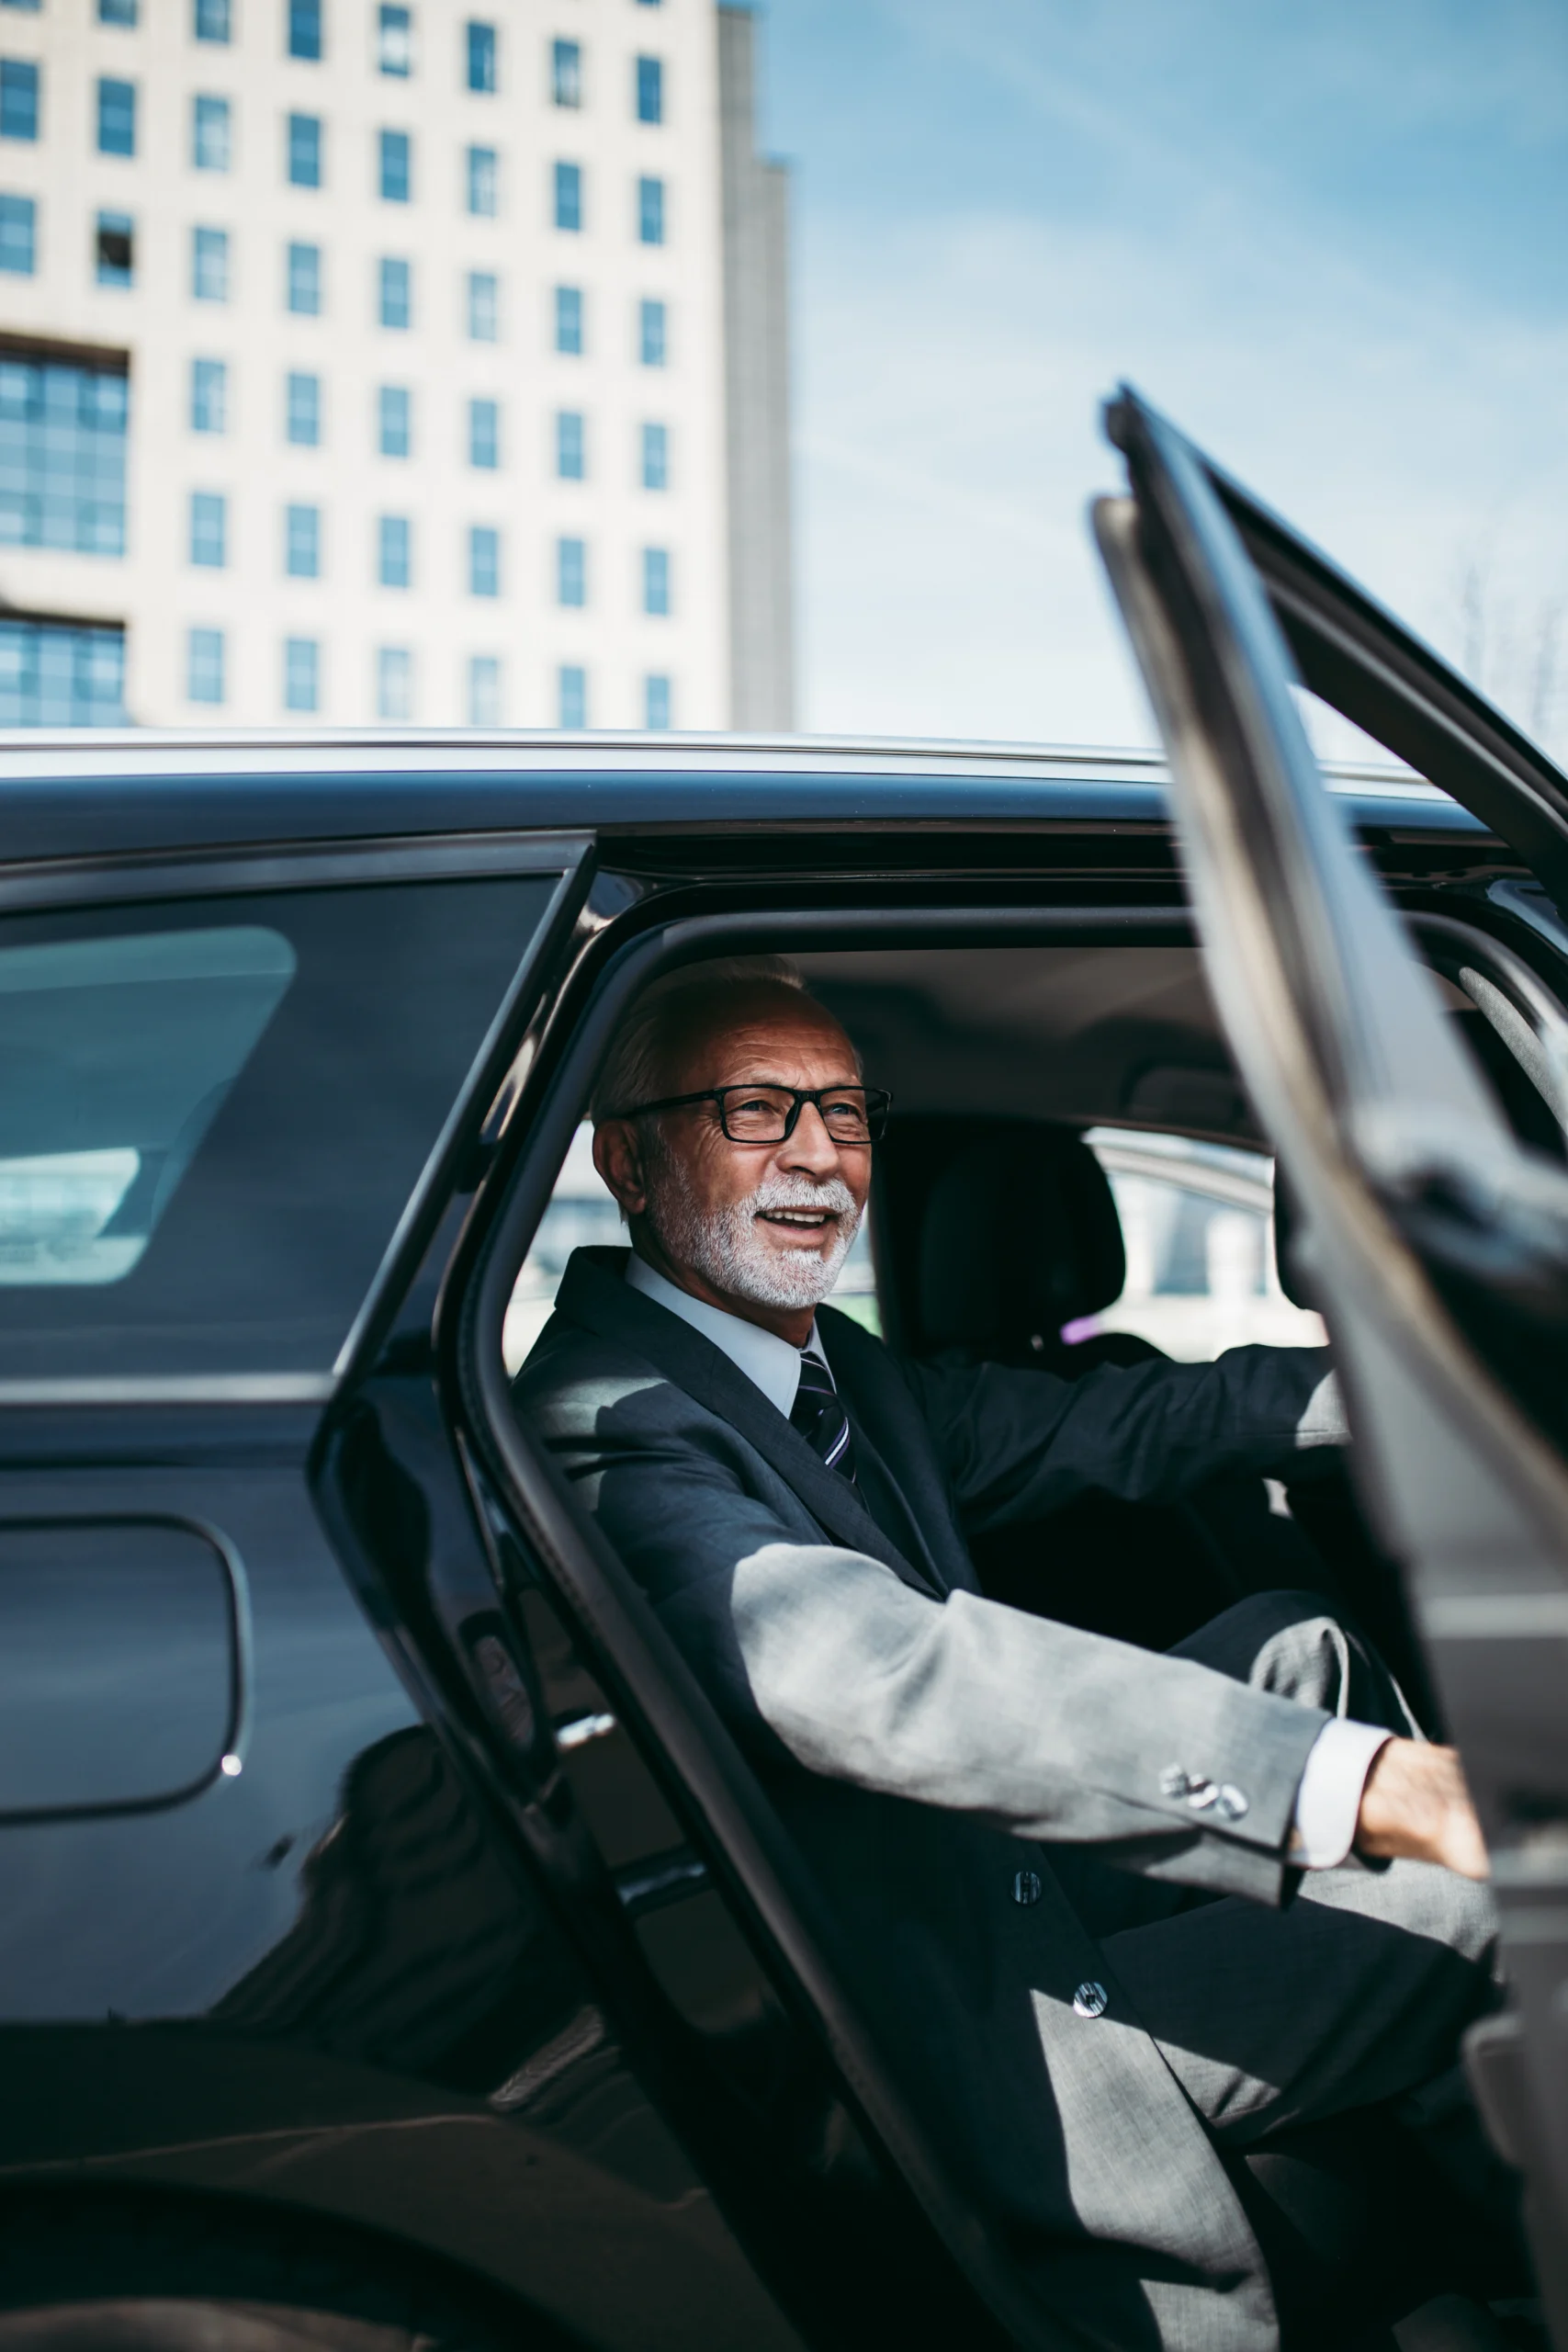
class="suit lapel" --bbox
[555,1250,945,1601]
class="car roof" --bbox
[0,729,1483,863]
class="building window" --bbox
[189,489,227,567]
[378,126,410,200]
[288,110,321,187]
[640,420,667,490]
[0,1,40,11]
[556,534,584,607]
[378,511,410,586]
[0,187,33,274]
[0,355,128,553]
[555,408,583,481]
[95,209,132,286]
[0,60,39,141]
[466,18,494,92]
[378,382,410,456]
[192,93,231,170]
[194,0,231,43]
[467,268,497,341]
[287,239,321,313]
[96,76,136,157]
[554,283,582,355]
[378,3,411,74]
[466,141,495,215]
[376,643,412,719]
[288,0,321,62]
[0,619,125,726]
[190,356,226,432]
[637,296,665,367]
[553,159,581,232]
[284,501,319,575]
[558,662,585,728]
[642,545,670,616]
[378,254,410,327]
[635,54,662,123]
[468,395,497,469]
[286,369,320,444]
[187,625,225,705]
[283,633,319,711]
[98,0,136,22]
[551,37,581,107]
[644,672,671,730]
[637,174,663,245]
[467,652,499,726]
[468,522,499,596]
[192,224,229,300]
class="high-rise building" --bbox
[0,0,791,729]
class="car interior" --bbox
[489,919,1568,2348]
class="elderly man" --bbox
[514,957,1501,2351]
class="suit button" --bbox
[1012,1869,1042,1906]
[1073,1981,1109,2018]
[1185,1779,1219,1811]
[1215,1784,1249,1821]
[1159,1764,1191,1799]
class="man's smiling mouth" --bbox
[758,1208,837,1229]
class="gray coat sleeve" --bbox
[521,1333,1331,1900]
[904,1344,1344,1532]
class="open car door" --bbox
[1095,387,1568,2341]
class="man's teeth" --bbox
[761,1209,832,1226]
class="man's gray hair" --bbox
[592,955,827,1122]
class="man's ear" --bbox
[592,1119,649,1217]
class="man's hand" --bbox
[1355,1738,1489,1880]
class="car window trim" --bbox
[0,830,592,916]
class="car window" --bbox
[503,1121,881,1374]
[0,875,558,1384]
[0,926,296,1287]
[1080,1126,1325,1361]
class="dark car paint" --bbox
[0,750,1543,2345]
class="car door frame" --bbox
[1094,383,1568,2340]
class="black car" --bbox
[2,395,1566,2351]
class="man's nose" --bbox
[780,1100,841,1172]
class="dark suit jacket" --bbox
[515,1247,1348,2352]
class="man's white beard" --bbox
[646,1160,862,1310]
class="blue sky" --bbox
[759,0,1568,753]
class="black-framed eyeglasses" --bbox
[610,1082,893,1145]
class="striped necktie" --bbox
[790,1348,857,1482]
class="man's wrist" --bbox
[1289,1718,1393,1869]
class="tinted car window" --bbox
[0,925,297,1286]
[0,876,556,1382]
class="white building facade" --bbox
[0,0,790,729]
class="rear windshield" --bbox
[0,876,557,1384]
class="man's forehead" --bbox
[671,992,857,1079]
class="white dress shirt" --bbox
[622,1250,1386,1870]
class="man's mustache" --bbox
[746,1175,860,1221]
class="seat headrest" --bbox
[917,1125,1126,1353]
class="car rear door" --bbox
[1095,388,1568,2342]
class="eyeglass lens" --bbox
[721,1087,879,1142]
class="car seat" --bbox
[886,1119,1164,1372]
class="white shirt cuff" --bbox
[1289,1718,1393,1869]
